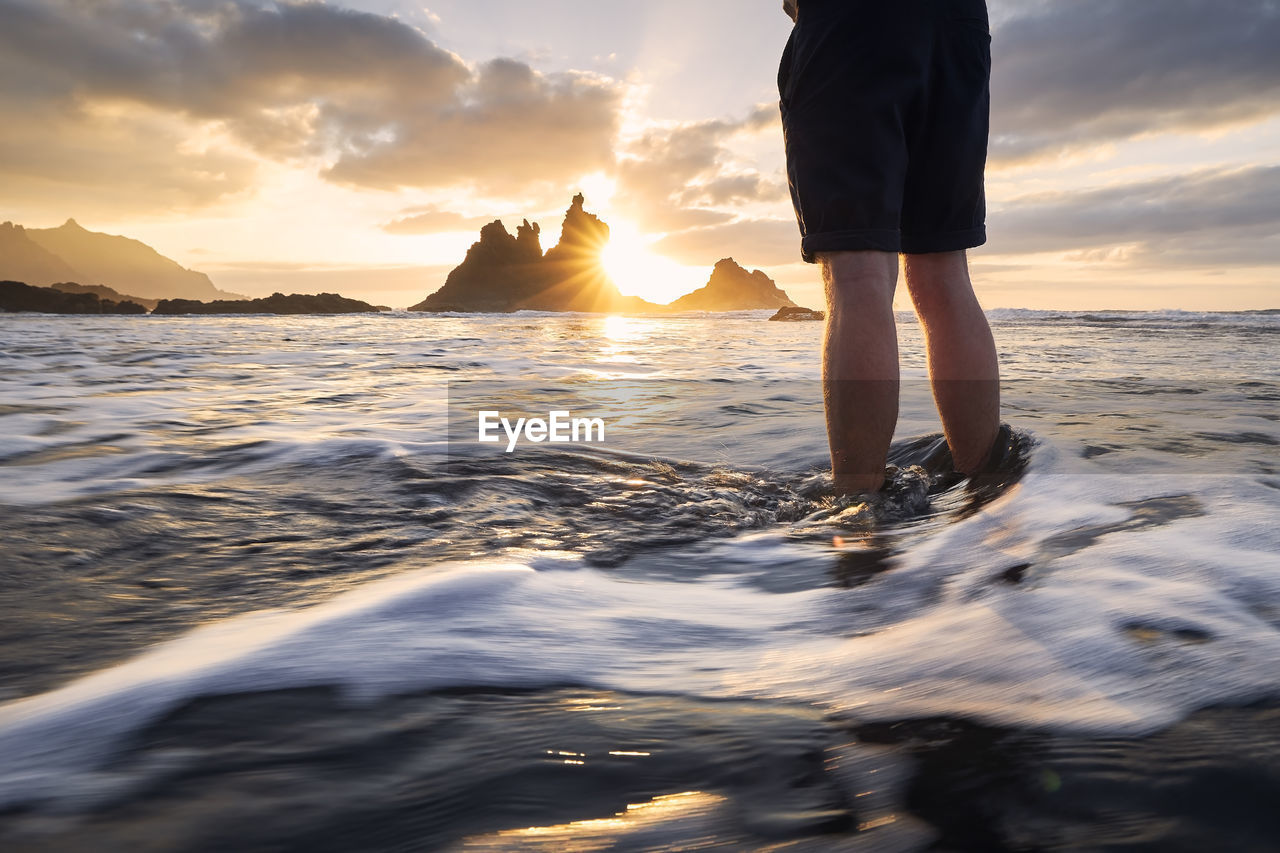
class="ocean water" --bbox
[1,308,1279,851]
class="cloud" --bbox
[656,166,1280,274]
[678,173,788,207]
[380,207,501,235]
[652,218,800,268]
[614,104,783,231]
[990,0,1280,162]
[987,165,1280,265]
[0,0,624,204]
[324,58,621,191]
[0,100,258,216]
[643,209,737,231]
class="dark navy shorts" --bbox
[779,0,991,261]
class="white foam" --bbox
[3,441,1280,810]
[4,312,1280,812]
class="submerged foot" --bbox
[967,424,1029,488]
[796,426,1030,527]
[799,463,933,525]
[975,423,1019,474]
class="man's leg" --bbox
[821,251,901,494]
[903,251,1000,473]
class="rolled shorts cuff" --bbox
[800,229,900,263]
[900,226,987,255]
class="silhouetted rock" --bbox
[514,219,544,261]
[668,258,797,312]
[23,219,241,301]
[0,281,146,314]
[152,292,383,315]
[769,306,825,321]
[0,222,79,286]
[50,281,158,311]
[410,220,543,312]
[410,195,661,314]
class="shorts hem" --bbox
[900,227,987,255]
[800,230,900,263]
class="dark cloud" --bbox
[0,0,623,203]
[990,0,1280,162]
[987,165,1280,265]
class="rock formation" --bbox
[152,292,383,315]
[0,281,147,314]
[410,195,661,313]
[50,281,158,311]
[769,306,825,321]
[21,219,240,301]
[668,258,797,312]
[409,219,545,312]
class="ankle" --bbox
[833,471,886,495]
[960,423,1013,476]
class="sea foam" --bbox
[3,437,1279,812]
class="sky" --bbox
[1,0,1278,310]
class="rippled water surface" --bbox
[2,308,1279,850]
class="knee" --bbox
[821,251,897,314]
[906,277,954,317]
[904,252,972,314]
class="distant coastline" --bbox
[1,209,819,316]
[0,282,387,316]
[152,293,388,315]
[0,281,148,315]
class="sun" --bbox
[599,219,706,305]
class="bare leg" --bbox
[820,251,900,494]
[903,251,1000,473]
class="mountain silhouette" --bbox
[7,219,241,301]
[0,222,79,286]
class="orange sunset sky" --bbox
[2,0,1278,310]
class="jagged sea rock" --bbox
[410,195,661,314]
[769,306,825,321]
[515,219,544,260]
[410,219,546,312]
[668,258,797,312]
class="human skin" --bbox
[821,250,1000,493]
[903,250,1001,475]
[821,251,901,495]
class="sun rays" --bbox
[599,218,705,304]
